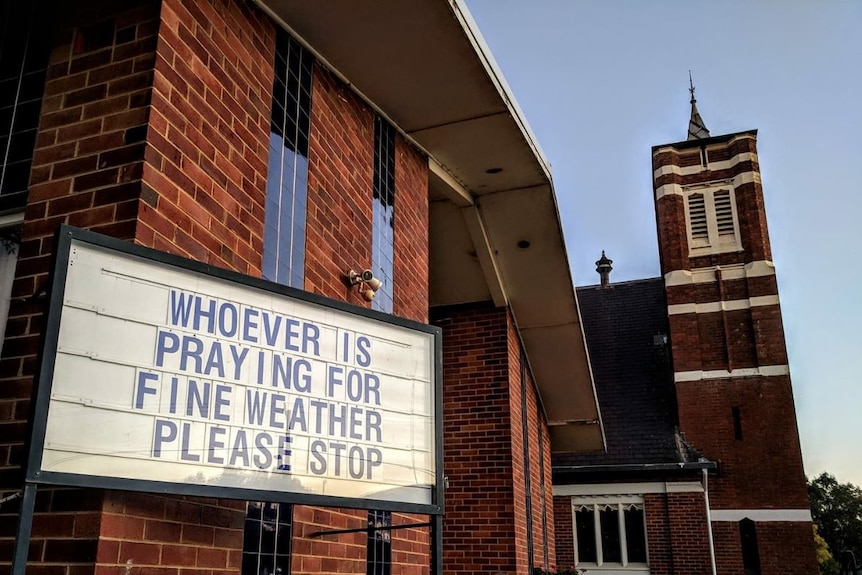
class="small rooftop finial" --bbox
[595,251,613,289]
[689,70,696,103]
[687,72,710,140]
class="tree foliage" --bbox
[808,473,862,573]
[814,525,840,575]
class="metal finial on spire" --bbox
[689,70,696,103]
[687,72,710,141]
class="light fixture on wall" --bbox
[346,269,382,302]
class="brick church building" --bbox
[552,88,817,575]
[0,1,815,574]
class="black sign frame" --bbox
[27,224,444,513]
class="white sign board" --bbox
[33,233,438,509]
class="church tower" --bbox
[651,82,818,574]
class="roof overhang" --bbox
[653,129,759,153]
[253,0,604,452]
[553,460,719,485]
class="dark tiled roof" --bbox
[553,278,696,469]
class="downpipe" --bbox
[703,468,718,575]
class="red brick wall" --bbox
[0,488,102,573]
[756,522,818,575]
[669,307,783,374]
[510,333,555,572]
[391,512,432,575]
[542,423,556,569]
[304,66,373,300]
[393,132,429,324]
[301,66,431,312]
[552,497,574,568]
[676,377,808,510]
[432,305,516,574]
[644,493,673,575]
[666,275,779,305]
[24,1,157,244]
[291,510,430,575]
[751,305,789,366]
[712,520,818,575]
[291,506,366,575]
[510,326,529,574]
[695,311,727,370]
[666,492,711,575]
[511,311,556,573]
[94,491,245,574]
[654,160,758,190]
[653,194,688,276]
[138,0,274,272]
[0,1,160,571]
[733,180,772,263]
[677,150,700,168]
[711,521,745,575]
[721,309,758,369]
[530,369,555,571]
[431,304,553,575]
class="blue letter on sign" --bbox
[135,371,159,409]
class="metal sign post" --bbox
[11,483,37,575]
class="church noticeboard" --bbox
[26,226,442,514]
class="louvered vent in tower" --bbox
[688,193,708,242]
[714,190,735,236]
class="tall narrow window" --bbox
[0,221,21,357]
[732,406,743,440]
[242,502,293,575]
[573,497,648,569]
[263,30,312,288]
[574,505,598,564]
[739,518,761,575]
[0,1,51,210]
[371,115,395,313]
[367,510,392,575]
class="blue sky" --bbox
[464,0,862,486]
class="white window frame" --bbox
[683,182,743,257]
[571,495,649,574]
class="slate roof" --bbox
[553,277,700,469]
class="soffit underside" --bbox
[257,0,604,452]
[254,0,549,195]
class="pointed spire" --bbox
[687,71,710,140]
